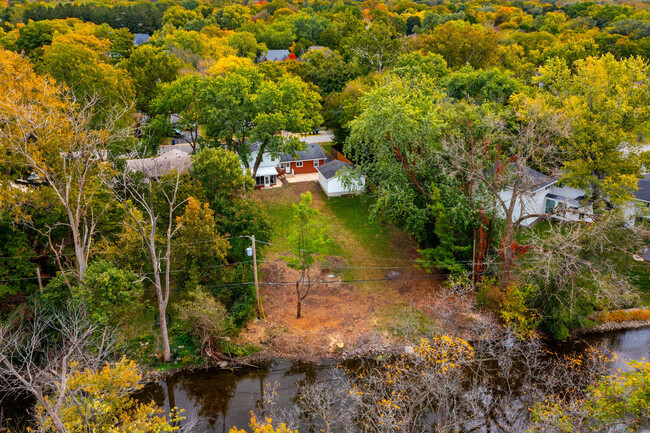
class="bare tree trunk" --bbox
[159,298,172,362]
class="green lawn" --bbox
[322,194,393,253]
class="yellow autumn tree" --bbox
[229,415,298,433]
[207,55,254,76]
[37,358,182,433]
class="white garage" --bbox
[316,160,365,197]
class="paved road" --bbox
[296,131,333,144]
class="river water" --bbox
[134,327,650,433]
[2,327,649,432]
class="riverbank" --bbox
[573,307,650,336]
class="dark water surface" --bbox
[2,327,649,432]
[134,327,650,433]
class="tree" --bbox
[296,48,357,94]
[0,50,128,285]
[76,260,144,327]
[441,67,523,105]
[344,22,403,73]
[0,214,37,297]
[345,75,476,271]
[441,95,571,290]
[39,32,135,123]
[191,147,254,209]
[391,52,450,80]
[228,31,267,60]
[535,54,650,205]
[151,75,204,152]
[217,4,251,30]
[120,45,186,113]
[176,287,229,357]
[0,302,115,433]
[36,357,185,433]
[414,21,500,69]
[520,213,641,339]
[173,196,230,288]
[531,360,650,432]
[199,67,322,178]
[106,163,193,363]
[283,192,331,318]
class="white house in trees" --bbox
[242,142,281,188]
[316,160,365,197]
[498,165,649,227]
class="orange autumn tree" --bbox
[0,49,128,287]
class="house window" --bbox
[314,160,319,167]
[296,161,303,167]
[545,199,556,213]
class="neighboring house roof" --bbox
[635,175,650,203]
[126,149,192,178]
[257,50,290,62]
[489,163,557,192]
[520,166,557,190]
[317,160,354,180]
[280,143,327,162]
[308,45,326,51]
[133,34,151,46]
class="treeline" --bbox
[23,2,164,34]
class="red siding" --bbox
[290,159,325,174]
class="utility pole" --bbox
[250,235,265,320]
[36,267,43,293]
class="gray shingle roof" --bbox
[126,149,192,178]
[317,160,354,180]
[521,166,557,190]
[133,34,151,46]
[635,176,650,203]
[280,143,327,162]
[257,50,290,62]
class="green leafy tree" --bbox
[536,54,650,205]
[345,75,476,271]
[283,191,332,318]
[295,48,356,94]
[173,196,230,288]
[39,32,135,122]
[120,45,186,113]
[442,67,522,105]
[217,4,251,30]
[344,22,403,73]
[199,67,322,177]
[191,147,254,209]
[0,214,36,297]
[151,75,203,151]
[414,21,500,69]
[391,52,450,80]
[228,31,267,60]
[76,260,144,327]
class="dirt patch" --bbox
[239,183,488,359]
[239,259,388,360]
